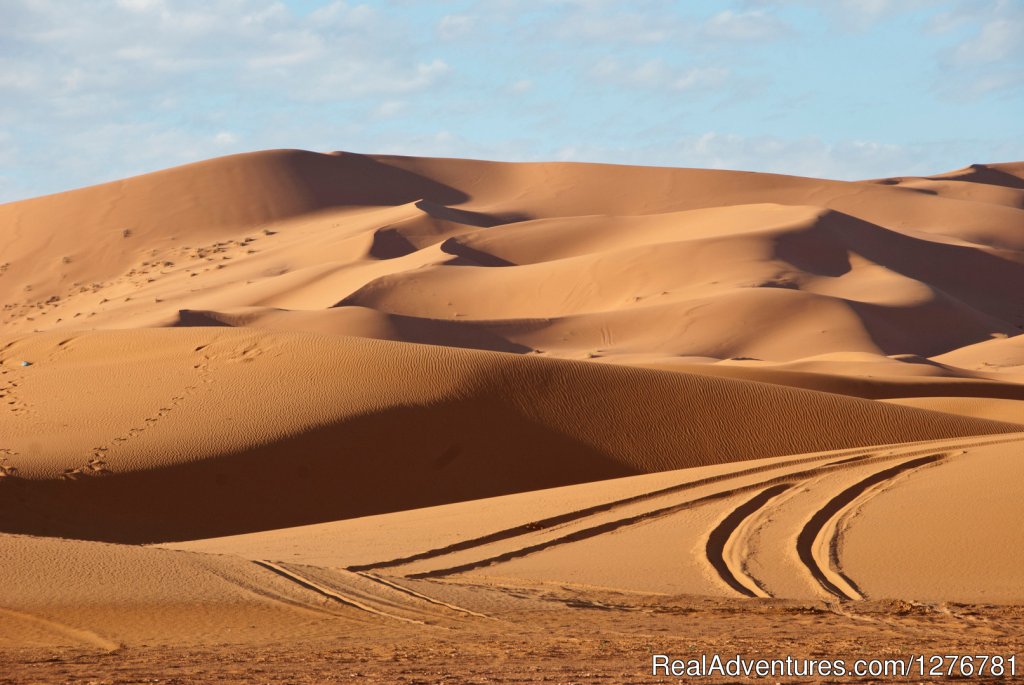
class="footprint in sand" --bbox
[0,452,18,478]
[86,358,212,464]
[61,458,112,480]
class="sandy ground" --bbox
[2,151,1023,682]
[4,594,1023,684]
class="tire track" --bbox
[352,571,491,619]
[349,448,874,573]
[795,454,943,600]
[0,606,120,651]
[705,483,793,598]
[404,435,1014,581]
[252,561,424,624]
[352,433,1024,576]
[406,455,911,580]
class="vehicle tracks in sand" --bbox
[253,561,491,624]
[363,434,1023,595]
[349,447,882,574]
[253,560,426,624]
[404,455,901,580]
[795,454,944,601]
[705,483,793,598]
[0,606,120,651]
[351,571,491,619]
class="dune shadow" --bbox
[385,313,532,353]
[414,200,530,228]
[172,310,231,327]
[816,211,1024,354]
[950,165,1024,190]
[773,225,852,278]
[283,152,471,207]
[439,238,516,267]
[369,228,419,259]
[0,399,633,544]
[171,307,532,354]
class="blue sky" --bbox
[1,0,1022,202]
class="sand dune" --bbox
[932,333,1024,378]
[3,151,1023,370]
[4,327,1016,543]
[2,150,1024,674]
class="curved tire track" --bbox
[796,454,943,600]
[349,449,872,573]
[352,435,1022,577]
[705,483,792,598]
[406,456,904,580]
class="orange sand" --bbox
[1,152,1023,680]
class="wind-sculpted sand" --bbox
[1,151,1023,682]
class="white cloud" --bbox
[308,1,375,27]
[437,14,474,40]
[0,61,39,90]
[0,0,455,200]
[551,3,680,44]
[241,2,290,26]
[963,70,1024,97]
[932,1,1024,97]
[671,133,932,180]
[953,16,1023,64]
[3,0,448,104]
[116,0,165,12]
[702,10,790,42]
[748,0,930,31]
[507,79,534,94]
[593,59,730,92]
[374,100,407,117]
[672,67,731,91]
[837,0,901,25]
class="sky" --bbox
[1,0,1022,202]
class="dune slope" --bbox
[2,151,1023,377]
[1,327,1018,543]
